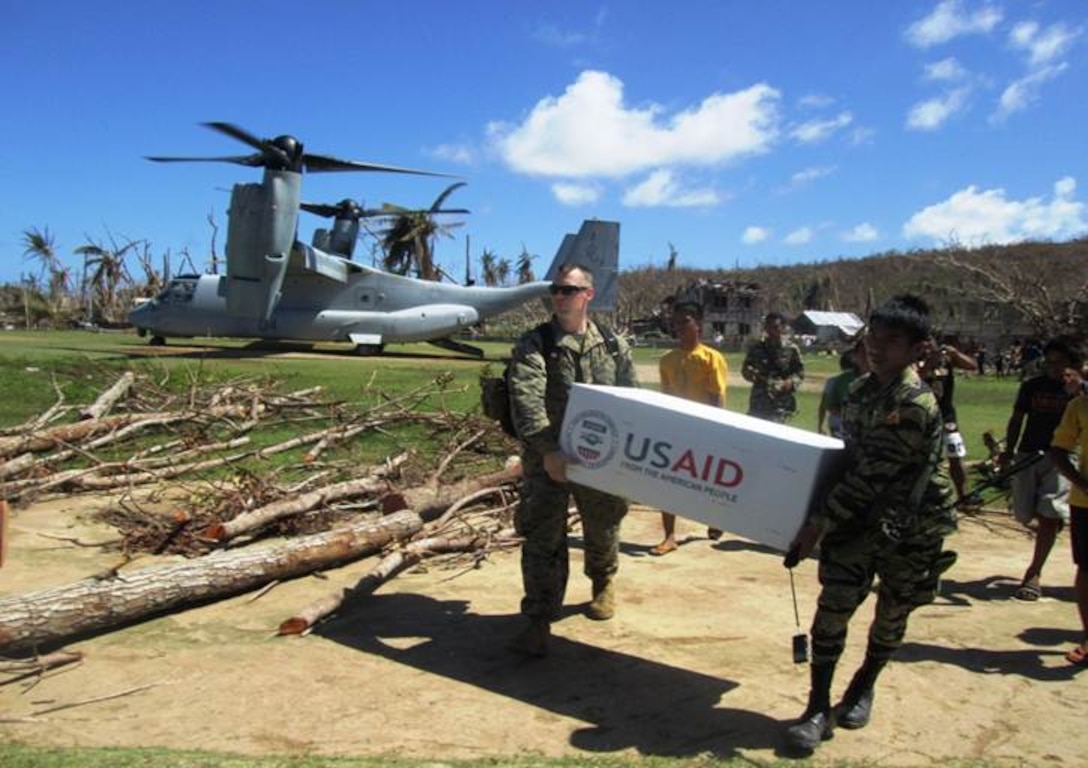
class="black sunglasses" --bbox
[549,284,588,296]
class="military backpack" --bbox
[480,322,622,438]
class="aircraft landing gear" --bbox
[149,336,166,346]
[429,337,485,358]
[354,343,384,356]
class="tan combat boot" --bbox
[508,619,550,657]
[586,579,615,621]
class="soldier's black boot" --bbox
[836,657,886,730]
[784,663,835,753]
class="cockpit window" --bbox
[157,279,197,304]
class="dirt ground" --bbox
[2,491,1087,766]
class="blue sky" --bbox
[3,0,1086,286]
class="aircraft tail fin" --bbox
[544,220,619,312]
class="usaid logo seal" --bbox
[563,410,619,469]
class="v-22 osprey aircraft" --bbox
[129,123,619,357]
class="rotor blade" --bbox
[357,207,470,219]
[430,181,467,211]
[299,202,342,218]
[302,153,457,176]
[145,154,265,167]
[202,122,270,153]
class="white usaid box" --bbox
[560,384,846,551]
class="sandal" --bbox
[1065,645,1088,665]
[1013,580,1042,601]
[650,540,678,556]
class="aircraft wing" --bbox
[290,243,351,282]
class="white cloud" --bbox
[906,87,969,131]
[992,64,1067,121]
[790,166,836,188]
[842,223,879,242]
[790,112,853,144]
[798,94,835,110]
[902,177,1086,244]
[621,169,720,208]
[490,70,780,178]
[906,0,1002,48]
[427,143,475,165]
[551,182,602,206]
[783,226,813,245]
[924,57,967,82]
[1056,177,1077,198]
[742,226,770,244]
[1010,21,1081,66]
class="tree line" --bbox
[4,223,1086,343]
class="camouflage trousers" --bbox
[810,526,953,667]
[515,453,628,621]
[747,402,794,423]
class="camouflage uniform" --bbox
[809,366,957,667]
[508,318,639,620]
[741,338,805,422]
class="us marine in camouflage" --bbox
[741,312,805,422]
[783,295,957,754]
[507,263,638,657]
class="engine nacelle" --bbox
[224,170,300,321]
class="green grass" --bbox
[0,332,1020,466]
[0,331,493,423]
[0,330,510,489]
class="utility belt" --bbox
[872,504,956,542]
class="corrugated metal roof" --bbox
[800,310,865,332]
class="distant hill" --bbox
[615,238,1088,341]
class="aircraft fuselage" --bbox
[129,259,551,345]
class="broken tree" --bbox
[0,510,422,655]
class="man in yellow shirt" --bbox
[651,301,728,555]
[1049,380,1088,666]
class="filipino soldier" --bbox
[506,263,638,657]
[783,295,957,753]
[741,311,805,422]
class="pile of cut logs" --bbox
[0,370,524,660]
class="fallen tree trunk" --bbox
[4,422,371,500]
[205,452,409,542]
[0,412,168,459]
[278,532,507,635]
[0,404,258,460]
[0,510,422,655]
[380,464,522,522]
[79,371,135,420]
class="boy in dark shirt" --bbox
[1002,337,1084,601]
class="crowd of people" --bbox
[501,264,1087,755]
[966,337,1047,378]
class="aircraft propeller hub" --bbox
[271,135,302,167]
